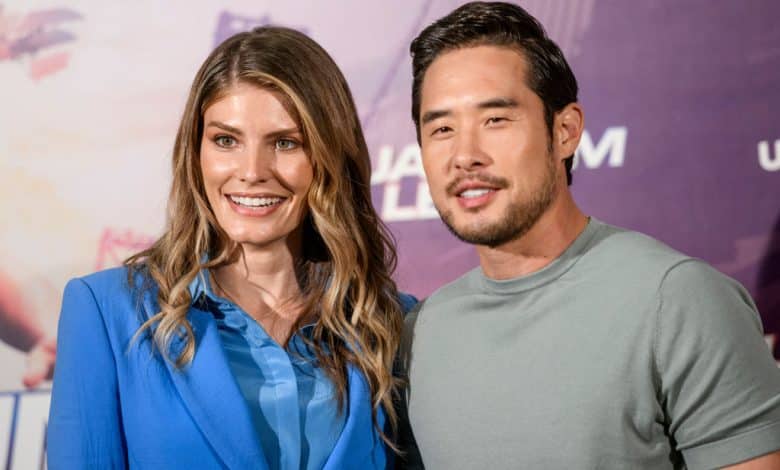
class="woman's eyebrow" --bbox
[204,121,244,136]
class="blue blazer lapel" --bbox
[323,365,387,470]
[139,283,383,469]
[159,302,268,470]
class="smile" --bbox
[453,185,498,210]
[458,188,494,199]
[228,194,285,208]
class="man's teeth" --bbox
[229,195,283,207]
[459,188,491,198]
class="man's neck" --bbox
[476,193,588,280]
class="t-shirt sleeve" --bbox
[655,259,780,469]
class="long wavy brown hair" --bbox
[125,26,404,437]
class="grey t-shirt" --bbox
[399,219,780,469]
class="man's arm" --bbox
[656,260,780,469]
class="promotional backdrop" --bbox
[0,1,778,467]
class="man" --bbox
[398,2,780,469]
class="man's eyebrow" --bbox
[420,109,452,126]
[204,121,243,135]
[477,97,519,109]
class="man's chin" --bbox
[442,218,513,247]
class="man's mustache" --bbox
[446,173,510,196]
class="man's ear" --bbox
[553,102,584,161]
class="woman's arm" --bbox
[47,278,127,469]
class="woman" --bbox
[47,26,415,469]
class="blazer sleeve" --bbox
[47,278,127,469]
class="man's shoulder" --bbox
[424,266,482,306]
[403,268,480,328]
[587,220,694,276]
[585,220,754,310]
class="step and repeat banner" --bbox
[0,0,778,467]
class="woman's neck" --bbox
[210,243,306,345]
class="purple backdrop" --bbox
[0,2,778,465]
[354,0,780,356]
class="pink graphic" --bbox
[0,271,55,388]
[0,5,82,79]
[95,228,155,270]
[29,50,69,80]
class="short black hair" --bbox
[410,1,579,185]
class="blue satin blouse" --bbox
[188,272,344,470]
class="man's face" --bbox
[418,45,561,247]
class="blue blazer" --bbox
[47,267,410,469]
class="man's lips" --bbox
[446,174,509,197]
[445,174,509,210]
[458,187,495,199]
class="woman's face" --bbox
[200,83,314,252]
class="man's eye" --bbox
[431,126,452,136]
[275,138,299,151]
[486,117,507,125]
[214,135,237,148]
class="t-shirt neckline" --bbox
[477,217,604,294]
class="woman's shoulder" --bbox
[78,265,131,287]
[397,292,419,315]
[72,265,146,298]
[63,265,157,323]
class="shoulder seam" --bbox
[652,257,699,389]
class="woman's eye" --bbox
[275,138,299,151]
[214,135,237,148]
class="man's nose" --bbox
[451,129,490,171]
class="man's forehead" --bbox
[420,45,531,113]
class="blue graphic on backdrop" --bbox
[213,10,308,48]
